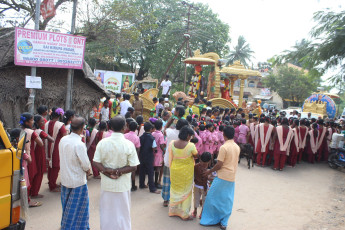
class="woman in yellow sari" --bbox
[169,126,197,220]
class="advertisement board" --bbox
[260,88,271,96]
[94,69,135,93]
[14,27,86,69]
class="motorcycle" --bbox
[328,132,345,169]
[328,147,345,169]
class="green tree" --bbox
[0,0,72,30]
[226,35,254,67]
[81,0,230,82]
[262,65,318,107]
[274,9,345,85]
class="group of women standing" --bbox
[167,116,240,230]
[16,106,76,207]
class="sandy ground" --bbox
[25,162,345,230]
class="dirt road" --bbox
[25,162,345,230]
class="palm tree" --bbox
[226,35,254,67]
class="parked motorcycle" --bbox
[328,148,345,169]
[328,133,345,169]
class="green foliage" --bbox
[226,35,254,67]
[80,0,230,82]
[273,9,345,85]
[262,65,318,106]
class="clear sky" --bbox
[195,0,343,63]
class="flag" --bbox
[40,0,56,20]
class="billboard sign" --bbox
[15,27,86,69]
[94,69,135,93]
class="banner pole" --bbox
[28,0,41,114]
[65,0,78,110]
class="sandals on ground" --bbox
[163,201,169,207]
[29,201,42,208]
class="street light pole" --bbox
[182,1,198,92]
[28,0,41,114]
[65,0,78,110]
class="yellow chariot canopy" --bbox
[220,60,261,77]
[183,49,218,65]
[183,57,216,65]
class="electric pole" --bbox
[65,0,78,110]
[160,1,198,90]
[28,0,41,114]
[182,1,198,92]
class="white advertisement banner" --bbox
[94,69,135,93]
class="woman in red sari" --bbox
[32,115,54,198]
[297,119,308,163]
[256,117,274,167]
[44,107,67,192]
[87,118,102,179]
[317,120,329,162]
[289,119,300,167]
[306,123,319,163]
[20,113,44,207]
[273,118,293,171]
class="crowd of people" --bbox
[10,89,344,230]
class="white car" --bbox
[300,112,322,120]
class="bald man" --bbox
[59,117,91,230]
[94,115,140,230]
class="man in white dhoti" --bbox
[93,116,140,230]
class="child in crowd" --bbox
[136,115,145,137]
[193,152,212,219]
[210,123,218,155]
[139,122,160,193]
[216,125,225,155]
[152,120,166,189]
[125,121,141,191]
[192,121,202,155]
[233,120,240,143]
[238,119,249,145]
[204,123,213,153]
[199,123,206,154]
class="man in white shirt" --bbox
[100,100,110,122]
[120,94,132,116]
[94,116,140,230]
[160,75,172,98]
[59,117,91,230]
[161,119,189,207]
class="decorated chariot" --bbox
[174,50,262,115]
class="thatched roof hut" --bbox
[0,27,109,128]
